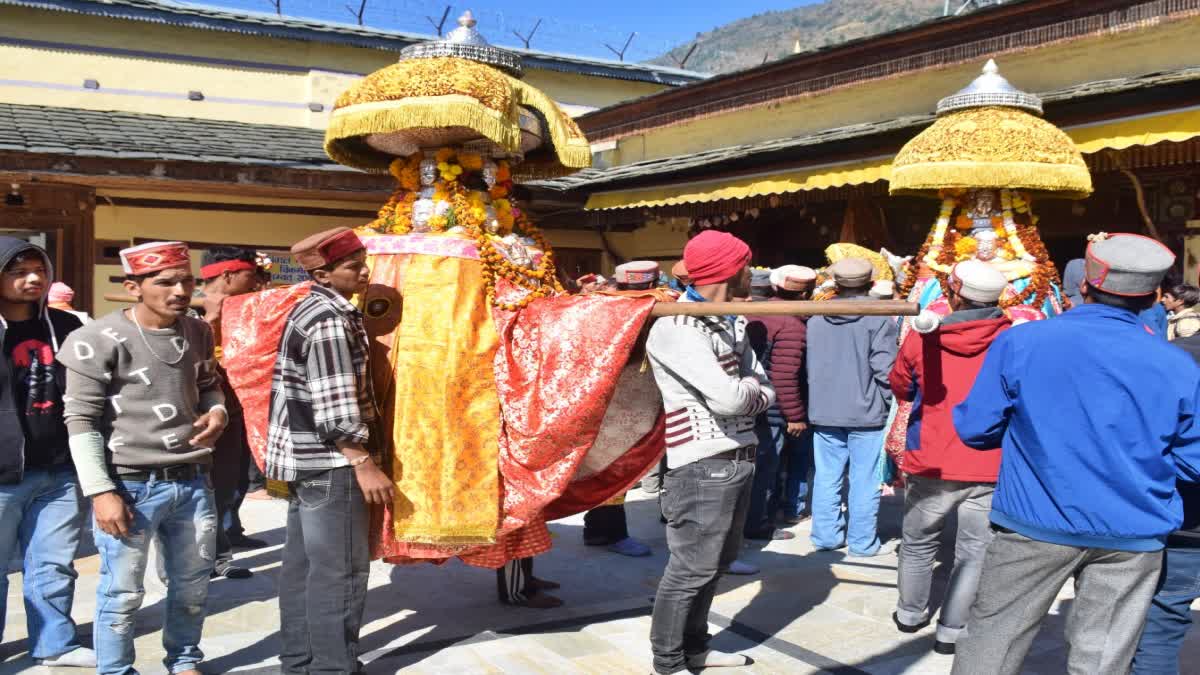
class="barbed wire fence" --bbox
[187,0,687,63]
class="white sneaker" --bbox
[727,559,759,575]
[37,647,97,668]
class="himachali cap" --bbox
[829,257,873,288]
[950,259,1008,303]
[1084,233,1175,297]
[291,227,365,271]
[120,241,191,276]
[614,260,660,285]
[770,265,816,291]
[751,268,773,289]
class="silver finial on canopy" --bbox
[935,59,1043,116]
[399,10,524,78]
[444,11,488,46]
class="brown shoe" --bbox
[510,592,563,609]
[529,576,561,591]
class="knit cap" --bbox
[48,282,74,304]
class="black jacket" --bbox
[0,237,82,484]
[1170,333,1200,547]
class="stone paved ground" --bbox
[3,490,1198,674]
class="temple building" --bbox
[0,0,702,313]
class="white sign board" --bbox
[263,251,310,286]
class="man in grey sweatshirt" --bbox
[646,231,775,675]
[58,242,226,675]
[806,257,898,558]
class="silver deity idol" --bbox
[419,157,438,186]
[975,231,998,262]
[482,160,498,189]
[411,198,435,232]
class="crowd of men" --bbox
[0,226,1197,675]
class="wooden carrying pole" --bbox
[650,300,916,317]
[105,293,917,318]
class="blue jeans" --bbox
[93,474,217,675]
[745,414,794,536]
[1132,546,1200,674]
[811,426,884,556]
[778,428,813,519]
[0,465,85,659]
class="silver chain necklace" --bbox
[129,308,186,366]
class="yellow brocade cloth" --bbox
[368,247,502,546]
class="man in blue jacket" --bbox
[806,257,898,557]
[950,233,1200,675]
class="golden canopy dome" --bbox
[889,60,1092,199]
[324,13,590,178]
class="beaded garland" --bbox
[365,148,562,310]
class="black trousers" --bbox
[583,503,630,544]
[496,557,534,604]
[280,467,370,675]
[212,414,251,566]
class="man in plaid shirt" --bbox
[267,227,394,675]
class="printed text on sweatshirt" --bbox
[58,310,224,473]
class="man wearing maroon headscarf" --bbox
[646,230,775,674]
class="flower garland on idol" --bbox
[365,148,563,311]
[899,188,1063,311]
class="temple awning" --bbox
[584,157,892,211]
[1067,105,1200,154]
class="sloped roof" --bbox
[0,0,707,85]
[0,103,342,169]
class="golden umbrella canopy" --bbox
[889,60,1092,199]
[323,12,591,178]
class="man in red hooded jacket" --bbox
[888,259,1011,656]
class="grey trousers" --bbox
[896,475,994,644]
[952,528,1162,675]
[650,456,754,675]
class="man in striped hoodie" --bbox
[646,231,775,675]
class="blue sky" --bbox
[196,0,821,62]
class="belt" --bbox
[708,446,756,462]
[112,464,208,482]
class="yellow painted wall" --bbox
[612,15,1200,164]
[0,6,672,129]
[606,218,689,261]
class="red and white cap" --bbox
[120,241,191,276]
[614,260,660,285]
[291,227,365,271]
